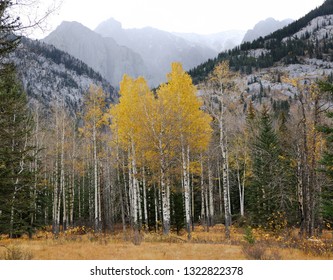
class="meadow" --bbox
[1,225,333,260]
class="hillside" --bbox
[189,0,333,84]
[12,37,116,114]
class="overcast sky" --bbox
[31,0,325,38]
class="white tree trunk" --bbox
[200,156,206,226]
[182,144,191,239]
[60,114,66,231]
[142,167,148,232]
[208,162,214,226]
[219,118,231,239]
[93,123,99,231]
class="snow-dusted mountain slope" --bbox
[283,15,333,42]
[13,38,116,114]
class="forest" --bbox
[2,58,333,241]
[1,0,333,261]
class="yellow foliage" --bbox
[109,63,212,177]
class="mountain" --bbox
[242,18,294,43]
[189,0,333,84]
[94,18,218,86]
[43,21,147,87]
[12,37,116,114]
[173,30,246,53]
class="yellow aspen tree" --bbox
[157,62,212,239]
[80,85,107,232]
[111,65,211,238]
[109,75,151,242]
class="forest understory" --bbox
[1,225,333,260]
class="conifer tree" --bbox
[0,66,36,237]
[317,81,333,227]
[249,105,281,226]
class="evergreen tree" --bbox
[318,112,333,226]
[0,66,36,237]
[248,106,281,225]
[317,81,333,227]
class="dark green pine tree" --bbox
[171,190,185,235]
[248,105,283,226]
[317,81,333,227]
[0,65,36,238]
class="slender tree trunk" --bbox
[200,155,206,227]
[93,123,99,231]
[142,167,148,232]
[161,167,170,235]
[116,146,126,237]
[219,117,231,239]
[9,186,18,238]
[236,157,245,217]
[159,138,170,235]
[154,184,158,232]
[217,160,223,218]
[60,114,67,231]
[130,141,140,244]
[208,161,214,226]
[182,143,191,240]
[299,96,311,237]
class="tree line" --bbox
[1,0,333,241]
[2,58,333,240]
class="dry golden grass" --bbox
[0,225,332,260]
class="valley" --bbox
[1,0,333,262]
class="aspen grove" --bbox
[2,60,333,241]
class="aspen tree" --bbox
[203,61,234,239]
[157,63,212,238]
[110,75,150,241]
[80,85,107,232]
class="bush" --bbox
[0,245,33,260]
[242,243,266,260]
[243,226,256,244]
[266,212,287,236]
[242,243,282,260]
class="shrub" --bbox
[242,243,266,260]
[0,245,33,260]
[243,226,256,244]
[242,243,282,260]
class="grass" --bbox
[0,225,332,260]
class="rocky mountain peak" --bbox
[95,18,123,37]
[243,18,294,43]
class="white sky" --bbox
[30,0,325,38]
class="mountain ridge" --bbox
[43,21,148,87]
[189,0,333,84]
[242,17,294,43]
[94,18,218,86]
